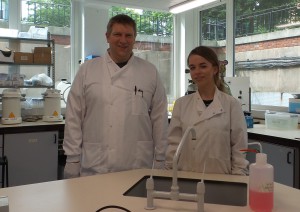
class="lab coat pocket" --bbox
[132,93,148,115]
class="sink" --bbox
[123,175,247,206]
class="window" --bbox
[198,0,300,110]
[20,0,71,85]
[200,4,226,60]
[0,0,8,25]
[0,0,71,102]
[234,0,300,108]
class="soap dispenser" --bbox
[249,153,274,212]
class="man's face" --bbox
[106,23,136,63]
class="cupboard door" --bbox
[247,139,295,187]
[4,131,58,186]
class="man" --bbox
[63,14,168,178]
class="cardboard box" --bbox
[14,52,33,64]
[33,47,52,64]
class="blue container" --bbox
[245,115,254,128]
[289,98,300,114]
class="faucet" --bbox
[145,126,205,212]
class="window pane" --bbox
[235,0,300,107]
[200,4,227,59]
[199,4,229,97]
[0,0,8,26]
[20,0,71,98]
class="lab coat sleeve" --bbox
[63,65,86,165]
[150,70,168,162]
[230,100,249,175]
[165,99,182,169]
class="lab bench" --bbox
[0,169,299,212]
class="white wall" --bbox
[84,7,109,58]
[71,2,109,79]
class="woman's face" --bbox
[188,54,218,88]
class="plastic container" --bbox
[244,111,254,128]
[289,98,300,114]
[1,88,22,124]
[42,89,63,122]
[249,153,274,212]
[265,112,298,130]
[56,79,71,102]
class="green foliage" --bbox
[24,0,71,27]
[110,6,173,36]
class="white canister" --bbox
[56,79,71,103]
[1,88,22,124]
[42,89,62,122]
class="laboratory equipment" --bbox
[224,76,251,112]
[1,88,22,124]
[56,79,71,103]
[249,153,274,212]
[185,69,197,95]
[185,79,197,95]
[42,89,63,122]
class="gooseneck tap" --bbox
[171,126,196,200]
[145,126,205,212]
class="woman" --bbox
[165,46,248,175]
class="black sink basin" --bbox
[123,175,247,206]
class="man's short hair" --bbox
[107,14,137,36]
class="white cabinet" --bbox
[4,131,58,186]
[247,139,298,188]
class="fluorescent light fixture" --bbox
[169,0,218,14]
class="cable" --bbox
[96,205,131,212]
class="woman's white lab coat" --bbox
[63,52,168,177]
[165,88,249,175]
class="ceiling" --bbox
[80,0,188,12]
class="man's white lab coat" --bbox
[166,88,249,175]
[63,52,168,177]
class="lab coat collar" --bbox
[105,50,135,80]
[193,88,225,125]
[105,50,134,67]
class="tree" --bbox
[24,0,71,27]
[110,6,173,36]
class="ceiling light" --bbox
[169,0,218,14]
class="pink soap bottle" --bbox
[249,153,274,212]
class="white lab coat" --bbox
[166,88,249,175]
[63,52,168,177]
